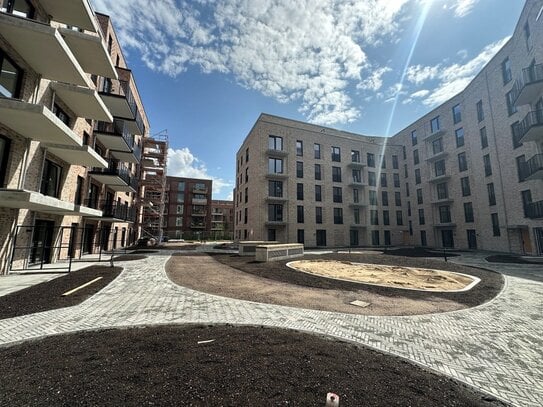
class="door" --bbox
[441,229,454,248]
[30,220,55,264]
[82,224,94,254]
[535,228,543,255]
[467,230,477,249]
[68,223,78,258]
[101,226,111,251]
[121,228,126,247]
[350,230,359,247]
[316,230,327,246]
[267,228,276,242]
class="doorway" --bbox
[82,224,94,254]
[316,230,327,246]
[441,229,454,248]
[535,228,543,255]
[467,229,477,249]
[349,230,359,247]
[30,220,55,264]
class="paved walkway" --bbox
[0,250,542,406]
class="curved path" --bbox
[0,249,542,406]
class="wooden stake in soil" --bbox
[61,277,103,296]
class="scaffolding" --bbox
[139,131,168,244]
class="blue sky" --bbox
[90,0,524,200]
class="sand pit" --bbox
[287,260,480,292]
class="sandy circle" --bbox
[288,260,479,292]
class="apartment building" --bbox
[0,1,149,274]
[211,200,234,239]
[234,0,543,255]
[164,176,213,240]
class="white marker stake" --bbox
[61,277,103,296]
[326,392,339,406]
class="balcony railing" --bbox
[97,75,137,118]
[520,154,543,180]
[526,200,543,219]
[511,63,543,106]
[83,199,135,222]
[94,120,134,151]
[518,110,543,143]
[90,160,139,190]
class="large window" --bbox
[333,187,342,203]
[434,159,446,177]
[511,122,523,149]
[452,104,462,124]
[418,208,425,225]
[369,190,377,206]
[461,177,471,197]
[491,213,501,236]
[0,50,23,98]
[333,208,343,224]
[483,154,492,176]
[368,171,376,186]
[396,210,403,226]
[331,146,341,162]
[351,150,360,163]
[353,188,360,203]
[392,155,399,169]
[296,140,303,156]
[332,166,342,182]
[430,116,440,133]
[501,57,512,84]
[383,210,390,225]
[395,191,401,206]
[480,127,488,149]
[416,188,423,204]
[296,183,304,200]
[268,204,283,222]
[352,169,361,183]
[370,210,379,225]
[40,160,62,198]
[506,91,517,116]
[367,152,375,167]
[413,149,419,165]
[380,173,387,187]
[314,164,322,180]
[268,158,283,174]
[458,152,468,172]
[464,202,474,223]
[439,205,451,223]
[476,100,484,122]
[516,155,527,182]
[315,185,322,201]
[393,173,400,188]
[437,182,448,200]
[382,191,388,206]
[296,161,303,178]
[316,207,323,224]
[0,135,11,187]
[297,205,304,223]
[432,138,443,155]
[314,143,321,159]
[415,168,421,185]
[487,183,496,206]
[411,130,417,146]
[353,208,360,224]
[268,180,283,197]
[268,135,283,151]
[455,128,464,148]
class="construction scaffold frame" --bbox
[139,130,168,244]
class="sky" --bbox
[90,0,525,200]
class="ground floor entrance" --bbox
[29,220,55,265]
[535,228,543,255]
[467,229,477,250]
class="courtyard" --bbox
[0,244,541,406]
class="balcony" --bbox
[84,200,136,222]
[265,172,289,180]
[191,212,206,217]
[190,222,206,229]
[0,189,102,216]
[193,186,209,194]
[349,202,367,208]
[526,200,543,219]
[522,154,543,181]
[40,0,99,32]
[425,151,448,162]
[265,220,286,226]
[350,224,366,229]
[511,63,543,106]
[265,148,288,157]
[58,27,117,78]
[266,196,288,203]
[0,13,90,87]
[518,111,543,143]
[0,98,81,146]
[89,161,138,192]
[348,179,367,187]
[347,161,366,168]
[423,129,446,143]
[428,174,451,183]
[431,197,454,205]
[45,144,108,168]
[51,82,112,122]
[94,120,141,163]
[192,198,208,205]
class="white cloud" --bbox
[357,66,392,91]
[91,0,412,125]
[405,36,510,106]
[444,0,480,18]
[167,148,233,197]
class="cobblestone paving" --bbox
[0,250,542,406]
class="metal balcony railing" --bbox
[525,154,543,179]
[97,75,138,119]
[94,120,135,150]
[518,110,543,143]
[511,63,543,105]
[91,160,138,190]
[526,200,543,219]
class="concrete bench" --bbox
[255,243,304,262]
[238,241,279,256]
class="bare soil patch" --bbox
[289,260,475,291]
[167,253,502,315]
[485,255,539,264]
[0,266,122,320]
[0,325,506,407]
[383,247,460,258]
[113,254,147,261]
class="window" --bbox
[464,202,474,223]
[297,229,305,244]
[0,51,23,98]
[353,189,360,203]
[1,0,35,18]
[269,180,283,197]
[382,191,389,206]
[483,154,492,176]
[516,155,527,182]
[524,22,532,51]
[333,208,343,224]
[268,204,283,222]
[411,130,418,146]
[177,192,185,203]
[405,182,410,197]
[478,127,488,150]
[352,169,361,183]
[53,104,70,126]
[487,183,496,206]
[458,152,468,172]
[404,164,408,178]
[176,205,184,215]
[511,122,523,149]
[369,190,378,206]
[416,188,423,204]
[244,208,248,224]
[452,104,462,124]
[296,140,303,156]
[439,206,451,223]
[297,205,304,223]
[380,173,387,187]
[74,176,83,205]
[0,135,11,187]
[88,183,99,209]
[296,161,303,178]
[407,201,412,217]
[430,116,440,133]
[380,156,386,169]
[244,187,248,203]
[420,230,427,246]
[432,138,443,155]
[367,153,375,167]
[491,213,501,236]
[296,183,304,200]
[333,187,342,203]
[176,217,183,227]
[461,177,471,197]
[384,230,391,246]
[351,150,360,163]
[316,207,323,224]
[521,190,532,217]
[383,210,390,225]
[455,128,464,148]
[332,166,342,182]
[315,185,322,202]
[370,210,379,225]
[371,230,380,246]
[506,91,517,116]
[437,182,448,200]
[395,191,402,206]
[393,173,400,188]
[314,164,322,180]
[331,146,341,162]
[502,57,512,84]
[396,211,403,226]
[415,168,421,185]
[314,143,321,159]
[476,100,484,122]
[245,168,248,183]
[268,158,283,174]
[269,135,283,150]
[353,208,360,224]
[413,149,419,165]
[434,160,446,177]
[392,155,399,169]
[40,160,62,198]
[245,148,249,162]
[402,146,406,160]
[368,171,376,186]
[418,209,425,225]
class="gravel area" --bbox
[0,325,506,406]
[382,247,460,258]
